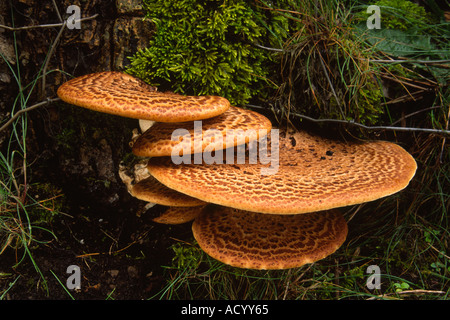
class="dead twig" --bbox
[247,104,450,136]
[40,21,66,99]
[0,14,99,31]
[368,289,446,300]
[290,113,450,135]
[0,98,61,132]
[389,106,442,126]
[368,59,450,66]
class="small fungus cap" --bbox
[131,176,206,207]
[192,206,348,270]
[57,71,230,122]
[132,106,273,157]
[152,205,206,225]
[148,129,417,214]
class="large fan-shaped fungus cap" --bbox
[57,71,230,122]
[148,129,417,214]
[131,176,206,207]
[132,106,272,157]
[192,206,348,270]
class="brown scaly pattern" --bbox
[57,71,231,122]
[148,128,417,214]
[132,106,272,157]
[131,176,207,207]
[192,206,348,270]
[152,205,206,225]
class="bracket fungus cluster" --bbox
[58,71,418,270]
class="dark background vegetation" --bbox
[0,0,448,300]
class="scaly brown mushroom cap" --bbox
[152,205,206,225]
[192,206,348,270]
[131,175,207,207]
[57,71,231,122]
[148,128,417,214]
[132,106,272,157]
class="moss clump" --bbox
[126,0,293,106]
[170,241,203,271]
[357,0,433,31]
[354,79,385,125]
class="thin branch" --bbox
[246,104,450,136]
[380,73,432,91]
[389,106,442,126]
[440,104,450,163]
[0,14,99,31]
[41,21,66,99]
[368,289,446,300]
[368,59,450,65]
[381,90,427,106]
[253,43,284,52]
[291,113,450,135]
[254,44,450,66]
[0,98,61,132]
[52,0,63,22]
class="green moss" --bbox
[27,182,66,224]
[126,0,293,105]
[356,0,434,31]
[170,241,203,271]
[354,79,384,125]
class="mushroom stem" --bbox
[139,119,155,133]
